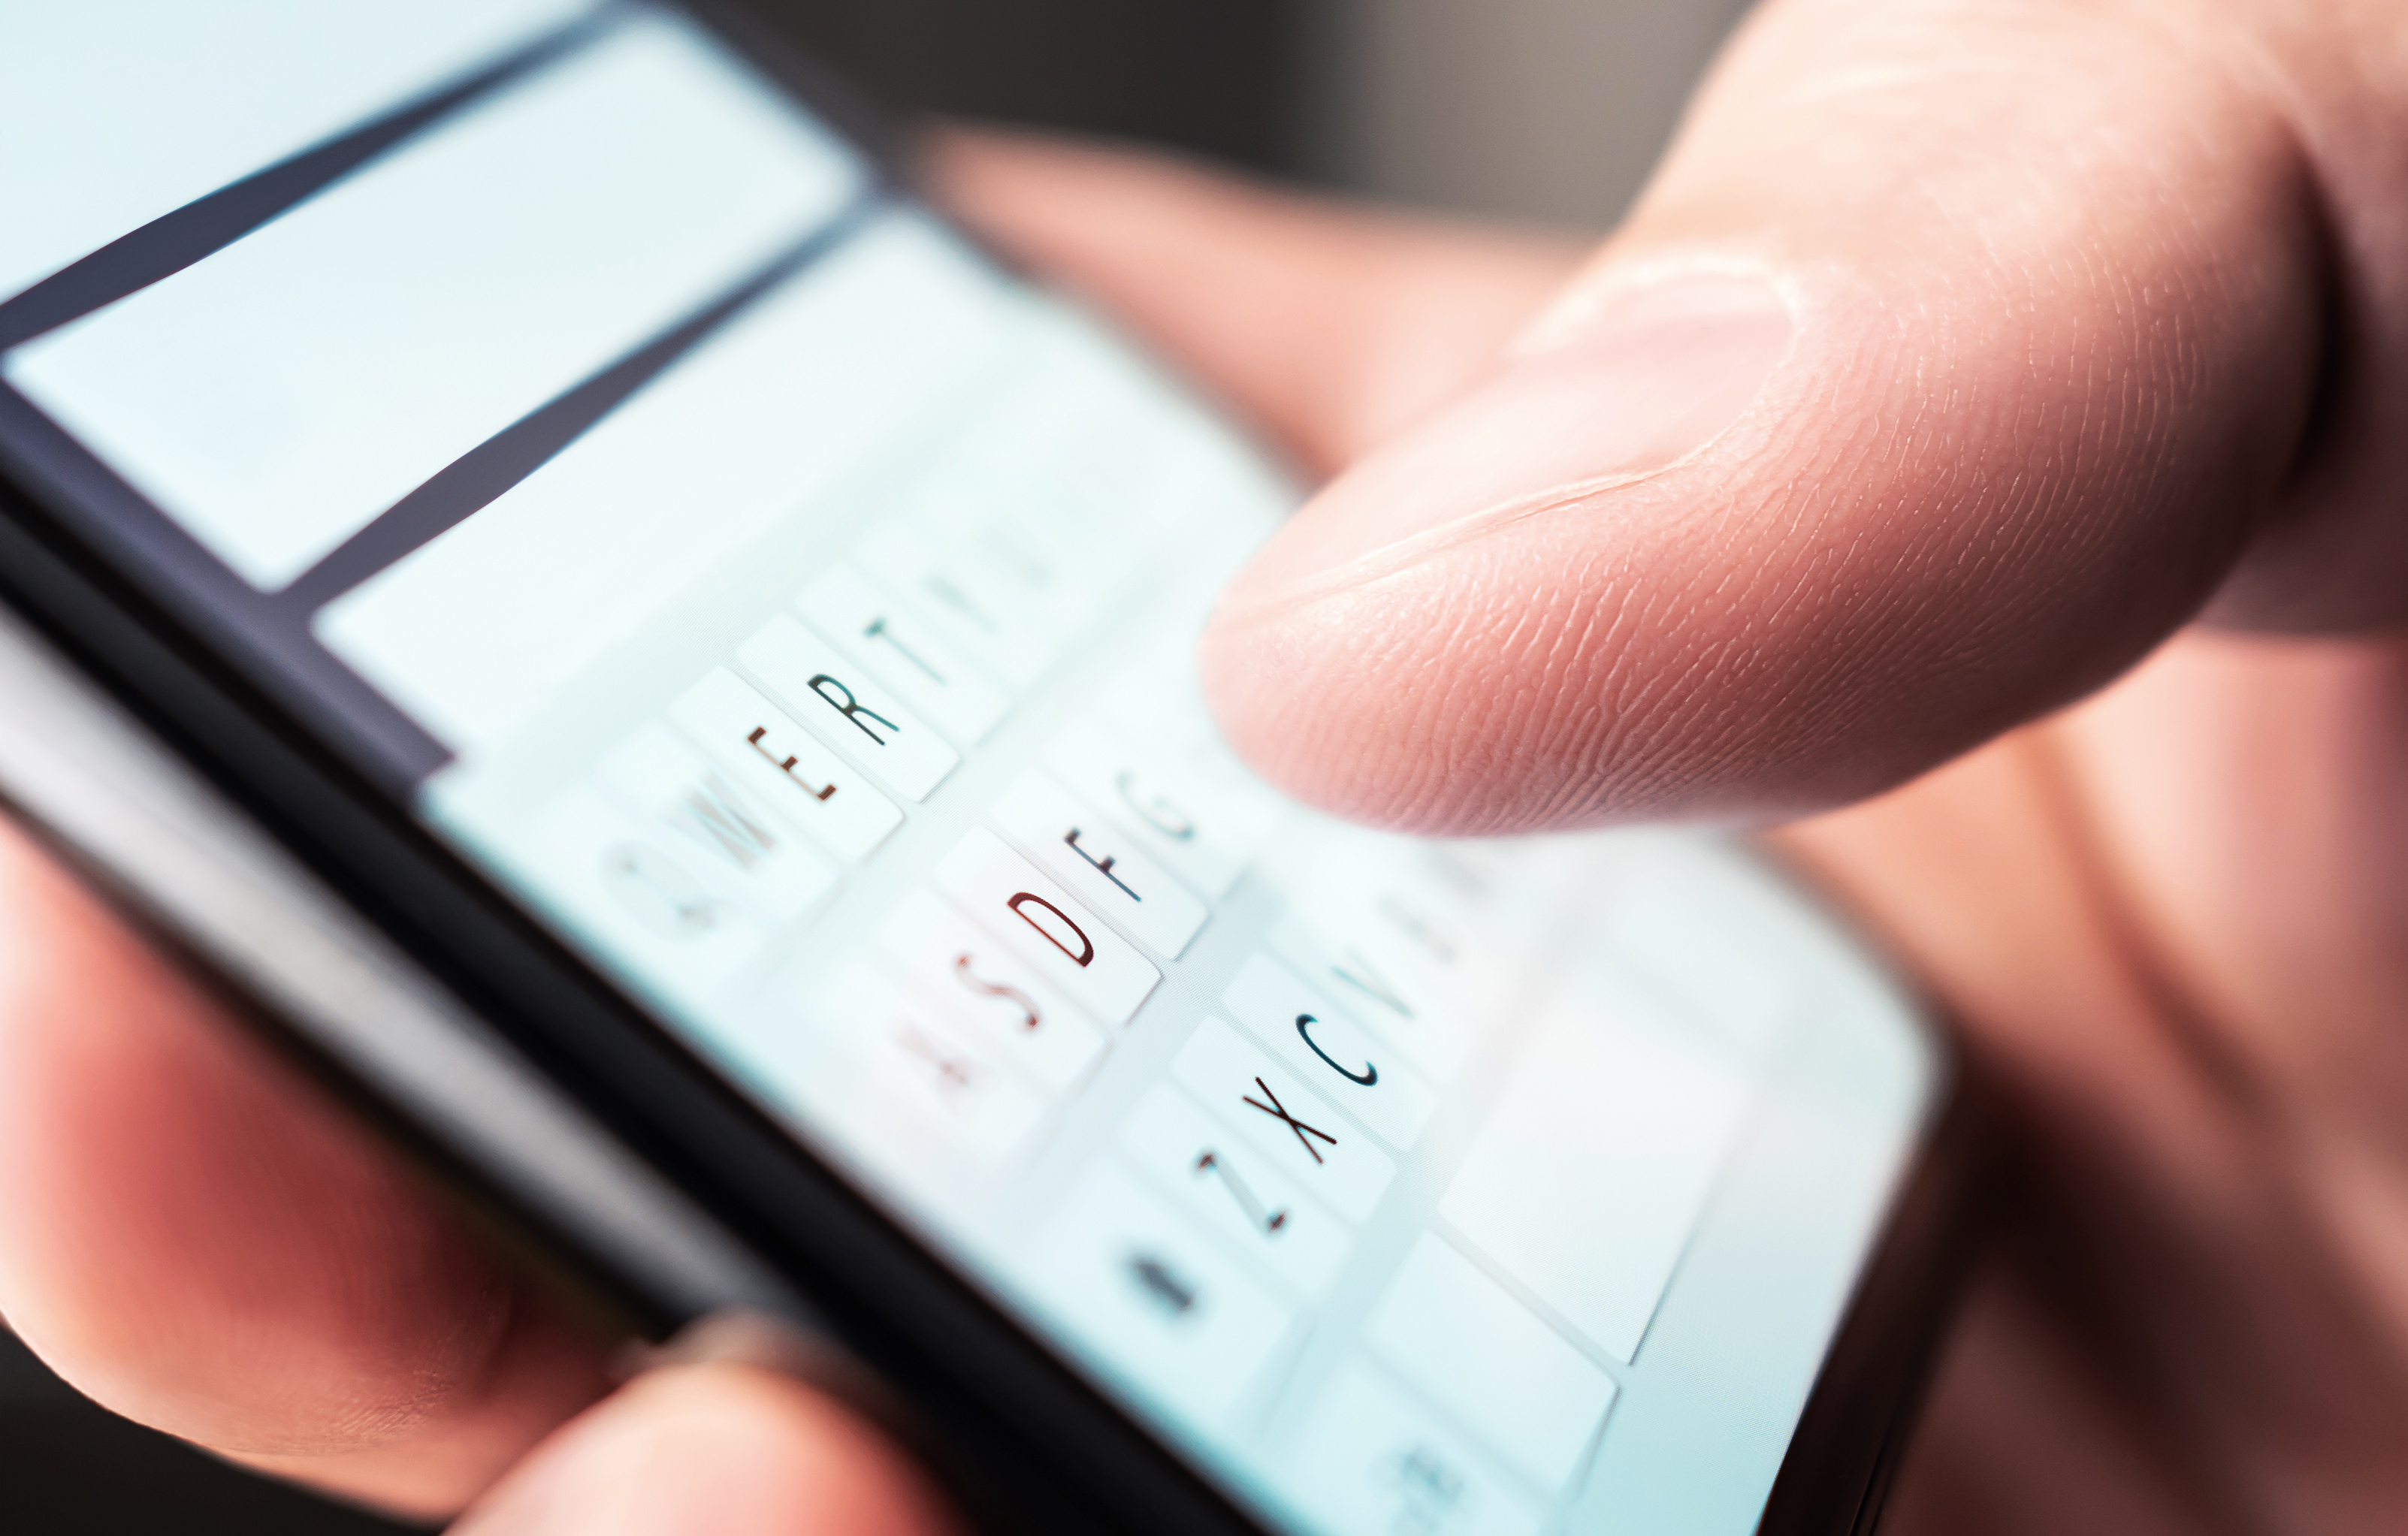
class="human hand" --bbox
[8,0,2408,1531]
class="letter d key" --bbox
[935,829,1159,1025]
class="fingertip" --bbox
[230,1301,614,1521]
[455,1363,959,1536]
[1195,5,2331,835]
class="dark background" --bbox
[0,1328,418,1534]
[753,0,1309,174]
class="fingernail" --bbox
[1219,274,1793,611]
[453,1393,666,1536]
[614,1309,834,1384]
[617,1309,906,1437]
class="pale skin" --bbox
[4,0,2407,1529]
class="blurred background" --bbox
[766,0,1754,222]
[2,0,1748,1528]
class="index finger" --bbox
[962,2,2389,835]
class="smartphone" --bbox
[0,5,1983,1533]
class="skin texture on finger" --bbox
[451,1363,960,1536]
[0,822,610,1519]
[1191,0,2338,834]
[1777,629,2408,1534]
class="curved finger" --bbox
[1195,0,2374,832]
[944,6,2406,836]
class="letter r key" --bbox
[738,615,960,801]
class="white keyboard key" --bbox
[906,493,1071,591]
[1221,954,1440,1150]
[1119,1085,1352,1298]
[1171,1016,1395,1222]
[1044,719,1278,898]
[539,786,763,1001]
[992,771,1208,958]
[933,828,1160,1025]
[854,515,1068,687]
[787,960,1050,1184]
[667,668,902,864]
[738,614,959,801]
[1269,914,1479,1083]
[796,563,1010,746]
[1283,1363,1545,1536]
[1029,1163,1297,1427]
[1266,836,1519,998]
[1090,644,1216,754]
[594,723,836,921]
[1365,1236,1616,1494]
[1438,982,1753,1363]
[1594,839,1796,1060]
[875,889,1109,1095]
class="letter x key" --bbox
[1243,1076,1339,1165]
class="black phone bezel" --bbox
[0,5,1984,1531]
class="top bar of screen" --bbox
[4,9,869,592]
[0,0,606,304]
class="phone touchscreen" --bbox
[0,7,1943,1534]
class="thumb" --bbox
[450,1361,958,1536]
[1200,0,2365,834]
